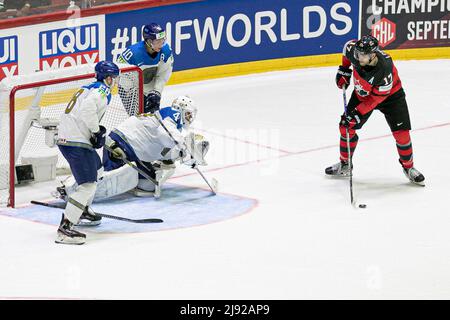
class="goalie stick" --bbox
[104,144,159,186]
[30,200,164,223]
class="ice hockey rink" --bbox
[0,59,449,299]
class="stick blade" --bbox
[211,178,219,194]
[135,218,164,223]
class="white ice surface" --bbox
[1,59,450,299]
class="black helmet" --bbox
[354,35,379,56]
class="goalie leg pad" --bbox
[135,167,175,198]
[94,165,139,201]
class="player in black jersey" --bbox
[326,35,425,186]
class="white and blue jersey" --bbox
[57,81,111,149]
[159,106,183,131]
[104,106,184,172]
[118,41,174,95]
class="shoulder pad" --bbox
[160,43,173,63]
[96,83,112,103]
[129,41,146,53]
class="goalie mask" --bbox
[183,133,210,166]
[172,95,197,129]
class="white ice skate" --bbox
[403,166,425,186]
[325,161,351,177]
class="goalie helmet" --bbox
[172,95,197,129]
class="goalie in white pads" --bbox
[58,96,210,203]
[55,61,120,245]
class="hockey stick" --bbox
[342,88,354,205]
[30,200,164,223]
[104,144,159,186]
[155,115,218,195]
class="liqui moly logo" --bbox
[0,36,19,80]
[39,24,99,70]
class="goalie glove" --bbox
[178,149,198,169]
[111,145,126,161]
[106,141,126,162]
[184,133,210,166]
[176,133,210,169]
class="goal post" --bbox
[0,64,143,208]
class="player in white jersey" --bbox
[117,22,174,113]
[58,96,209,202]
[55,61,120,245]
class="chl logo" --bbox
[371,18,396,48]
[0,36,19,80]
[39,24,99,71]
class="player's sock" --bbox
[339,126,359,162]
[393,130,413,169]
[55,214,86,245]
[393,130,425,186]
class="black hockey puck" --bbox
[359,204,367,209]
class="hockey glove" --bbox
[90,125,107,149]
[179,149,198,169]
[144,91,161,113]
[336,66,352,89]
[110,143,126,161]
[340,110,362,129]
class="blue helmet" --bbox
[143,23,166,41]
[95,61,120,81]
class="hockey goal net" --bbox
[0,64,143,207]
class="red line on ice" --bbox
[171,121,450,179]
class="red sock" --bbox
[339,125,358,162]
[393,130,414,169]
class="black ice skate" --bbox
[75,207,102,227]
[55,215,86,245]
[325,161,351,177]
[403,166,425,186]
[52,184,67,200]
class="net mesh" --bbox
[0,66,141,207]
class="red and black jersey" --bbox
[342,40,403,115]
